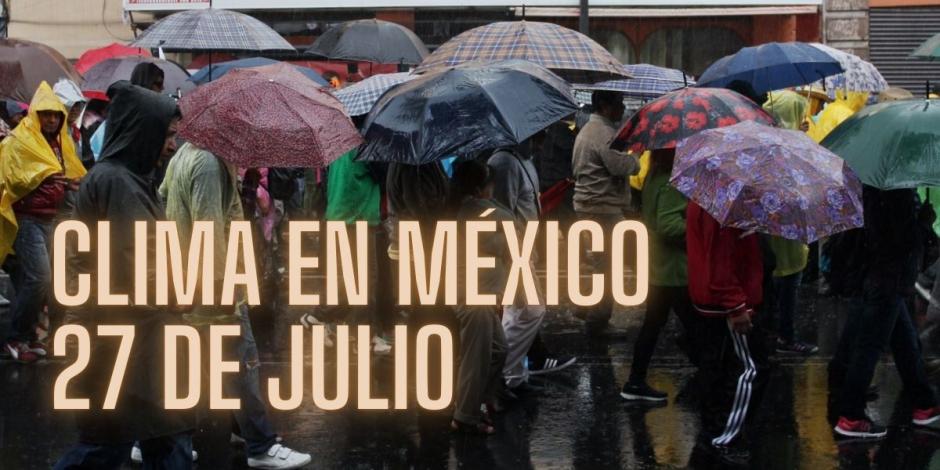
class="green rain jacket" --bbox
[642,171,688,286]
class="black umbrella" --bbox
[357,60,577,165]
[306,19,429,65]
[81,57,195,100]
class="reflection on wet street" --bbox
[3,285,940,469]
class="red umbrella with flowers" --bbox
[610,87,775,154]
[178,63,362,168]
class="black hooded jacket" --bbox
[70,81,192,443]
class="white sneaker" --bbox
[247,444,312,469]
[130,445,198,463]
[299,314,334,348]
[0,294,9,307]
[372,336,392,355]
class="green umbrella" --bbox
[821,99,940,189]
[911,33,940,60]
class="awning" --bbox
[511,5,819,17]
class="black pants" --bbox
[628,285,695,384]
[695,314,770,446]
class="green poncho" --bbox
[326,150,380,226]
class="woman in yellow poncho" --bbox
[0,81,84,362]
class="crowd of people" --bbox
[0,57,938,469]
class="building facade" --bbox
[124,0,822,76]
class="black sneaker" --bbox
[528,356,577,375]
[620,382,668,402]
[776,338,819,355]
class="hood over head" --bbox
[99,80,180,176]
[764,90,808,131]
[24,81,67,135]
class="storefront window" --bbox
[639,27,743,77]
[590,30,636,65]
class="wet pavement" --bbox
[2,283,940,469]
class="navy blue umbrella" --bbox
[357,60,577,164]
[696,42,843,96]
[189,58,328,86]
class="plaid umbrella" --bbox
[673,120,863,243]
[179,63,361,168]
[414,21,629,83]
[809,43,887,97]
[612,87,775,154]
[131,9,294,51]
[334,72,416,116]
[575,64,695,98]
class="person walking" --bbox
[685,200,768,452]
[54,80,191,469]
[571,90,639,330]
[832,186,940,439]
[620,148,695,402]
[0,81,85,363]
[449,159,509,435]
[488,137,576,387]
[158,142,312,469]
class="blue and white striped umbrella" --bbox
[574,64,694,99]
[334,72,416,116]
[809,43,887,98]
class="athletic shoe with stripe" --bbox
[913,407,940,427]
[620,382,667,402]
[833,416,887,439]
[528,356,576,375]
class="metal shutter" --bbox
[870,7,940,97]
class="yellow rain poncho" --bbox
[0,81,85,263]
[764,90,809,131]
[806,90,869,143]
[629,150,650,190]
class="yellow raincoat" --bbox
[0,81,85,263]
[806,91,869,143]
[764,91,808,131]
[629,150,651,190]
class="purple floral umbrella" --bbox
[671,120,863,243]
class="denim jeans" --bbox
[772,271,803,343]
[8,217,52,343]
[229,304,279,456]
[838,289,937,419]
[54,432,192,470]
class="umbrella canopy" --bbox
[357,60,577,164]
[333,72,416,116]
[821,99,940,189]
[131,8,295,52]
[673,121,863,243]
[575,63,695,99]
[179,63,361,168]
[414,21,629,83]
[911,33,940,60]
[306,19,429,65]
[75,43,150,75]
[808,43,887,97]
[696,42,843,96]
[189,58,327,86]
[611,87,775,154]
[0,38,80,103]
[81,57,195,100]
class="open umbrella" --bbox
[357,60,577,164]
[911,33,940,60]
[575,64,694,99]
[179,63,361,168]
[611,87,775,154]
[81,57,195,100]
[333,72,416,116]
[306,19,428,65]
[189,58,327,86]
[673,121,863,243]
[821,99,940,189]
[808,43,887,97]
[696,42,843,96]
[75,43,150,75]
[131,9,294,52]
[0,38,80,103]
[414,21,629,83]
